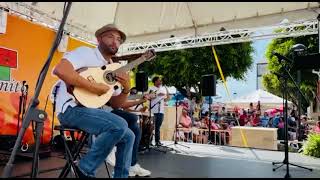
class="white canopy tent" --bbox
[0,2,319,55]
[225,89,293,111]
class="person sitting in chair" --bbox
[312,120,320,134]
[52,24,134,178]
[177,108,192,142]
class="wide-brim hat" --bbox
[95,24,126,43]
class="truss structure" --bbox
[119,20,318,56]
[0,2,318,56]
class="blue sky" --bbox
[215,38,272,102]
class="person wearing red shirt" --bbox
[252,113,261,127]
[239,110,248,126]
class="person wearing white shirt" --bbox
[149,76,170,146]
[52,24,134,178]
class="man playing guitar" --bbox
[53,24,134,178]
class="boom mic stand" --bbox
[1,2,72,178]
[271,54,312,178]
[166,96,190,153]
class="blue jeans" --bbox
[58,106,134,178]
[154,113,164,143]
[111,109,141,166]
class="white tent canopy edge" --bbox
[0,2,319,55]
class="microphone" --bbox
[21,81,26,91]
[54,84,60,92]
[272,51,293,63]
[53,84,60,97]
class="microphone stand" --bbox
[16,81,27,137]
[147,98,169,153]
[50,85,59,147]
[22,85,28,123]
[1,2,72,178]
[208,96,213,144]
[166,96,190,152]
[271,55,312,178]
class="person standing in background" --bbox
[149,76,170,146]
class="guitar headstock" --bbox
[142,49,156,61]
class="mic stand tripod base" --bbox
[166,139,191,154]
[148,143,172,154]
[272,161,313,172]
[2,104,47,178]
[146,100,169,154]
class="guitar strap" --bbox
[134,103,141,110]
[150,97,163,110]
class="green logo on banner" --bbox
[0,66,10,81]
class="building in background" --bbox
[256,60,268,90]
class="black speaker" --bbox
[293,53,320,70]
[201,74,216,96]
[136,71,148,92]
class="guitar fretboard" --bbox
[112,52,155,74]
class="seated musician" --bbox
[125,87,148,114]
[102,89,152,177]
[53,24,134,178]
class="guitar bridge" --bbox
[87,75,96,83]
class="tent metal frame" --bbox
[0,2,318,56]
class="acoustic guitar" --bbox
[73,49,156,108]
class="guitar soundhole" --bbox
[114,85,119,90]
[105,73,115,83]
[101,65,106,70]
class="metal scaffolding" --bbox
[118,20,318,56]
[1,2,318,56]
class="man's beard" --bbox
[100,43,118,55]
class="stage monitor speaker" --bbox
[136,71,148,92]
[201,74,216,96]
[293,53,320,70]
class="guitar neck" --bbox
[113,55,148,73]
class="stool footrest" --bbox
[54,125,82,132]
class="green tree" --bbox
[137,42,254,96]
[262,34,318,111]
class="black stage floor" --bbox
[1,141,319,178]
